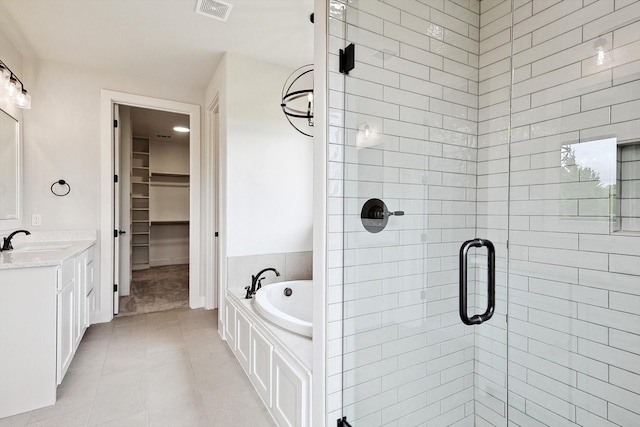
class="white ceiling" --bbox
[0,0,315,92]
[129,107,190,144]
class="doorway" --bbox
[116,106,191,316]
[98,90,203,324]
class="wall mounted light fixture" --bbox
[281,64,313,137]
[0,60,31,109]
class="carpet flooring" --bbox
[118,264,189,317]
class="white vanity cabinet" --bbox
[57,245,94,384]
[0,266,57,418]
[0,240,96,418]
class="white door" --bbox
[113,104,120,314]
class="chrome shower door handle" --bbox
[459,238,496,326]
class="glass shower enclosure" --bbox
[327,0,640,425]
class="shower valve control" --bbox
[361,198,404,233]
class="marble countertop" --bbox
[0,230,97,270]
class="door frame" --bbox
[204,96,220,311]
[97,89,202,323]
[113,103,121,315]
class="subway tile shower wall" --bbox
[328,0,481,425]
[327,0,640,426]
[506,1,640,426]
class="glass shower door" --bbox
[505,2,640,425]
[332,0,509,425]
[332,1,640,426]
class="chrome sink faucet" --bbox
[1,229,31,252]
[245,267,280,299]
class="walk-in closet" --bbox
[118,106,190,315]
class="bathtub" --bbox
[254,280,313,337]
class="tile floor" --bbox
[0,309,276,427]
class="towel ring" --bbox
[51,179,71,197]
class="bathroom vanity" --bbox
[0,237,96,418]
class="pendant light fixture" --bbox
[281,64,313,137]
[0,60,31,109]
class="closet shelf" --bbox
[151,220,190,225]
[131,137,151,270]
[151,172,189,178]
[150,182,190,187]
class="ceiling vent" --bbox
[195,0,233,22]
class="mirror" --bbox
[0,108,19,221]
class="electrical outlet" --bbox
[32,214,42,226]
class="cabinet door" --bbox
[250,326,273,408]
[225,302,236,351]
[57,281,74,385]
[235,310,251,375]
[272,350,310,427]
[86,253,95,326]
[86,289,95,328]
[73,253,86,350]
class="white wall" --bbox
[21,60,203,232]
[225,54,313,257]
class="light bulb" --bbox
[173,126,190,133]
[364,124,370,138]
[15,89,31,109]
[0,66,10,87]
[307,92,313,103]
[6,76,21,99]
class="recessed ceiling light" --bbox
[173,126,190,133]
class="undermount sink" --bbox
[12,244,71,253]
